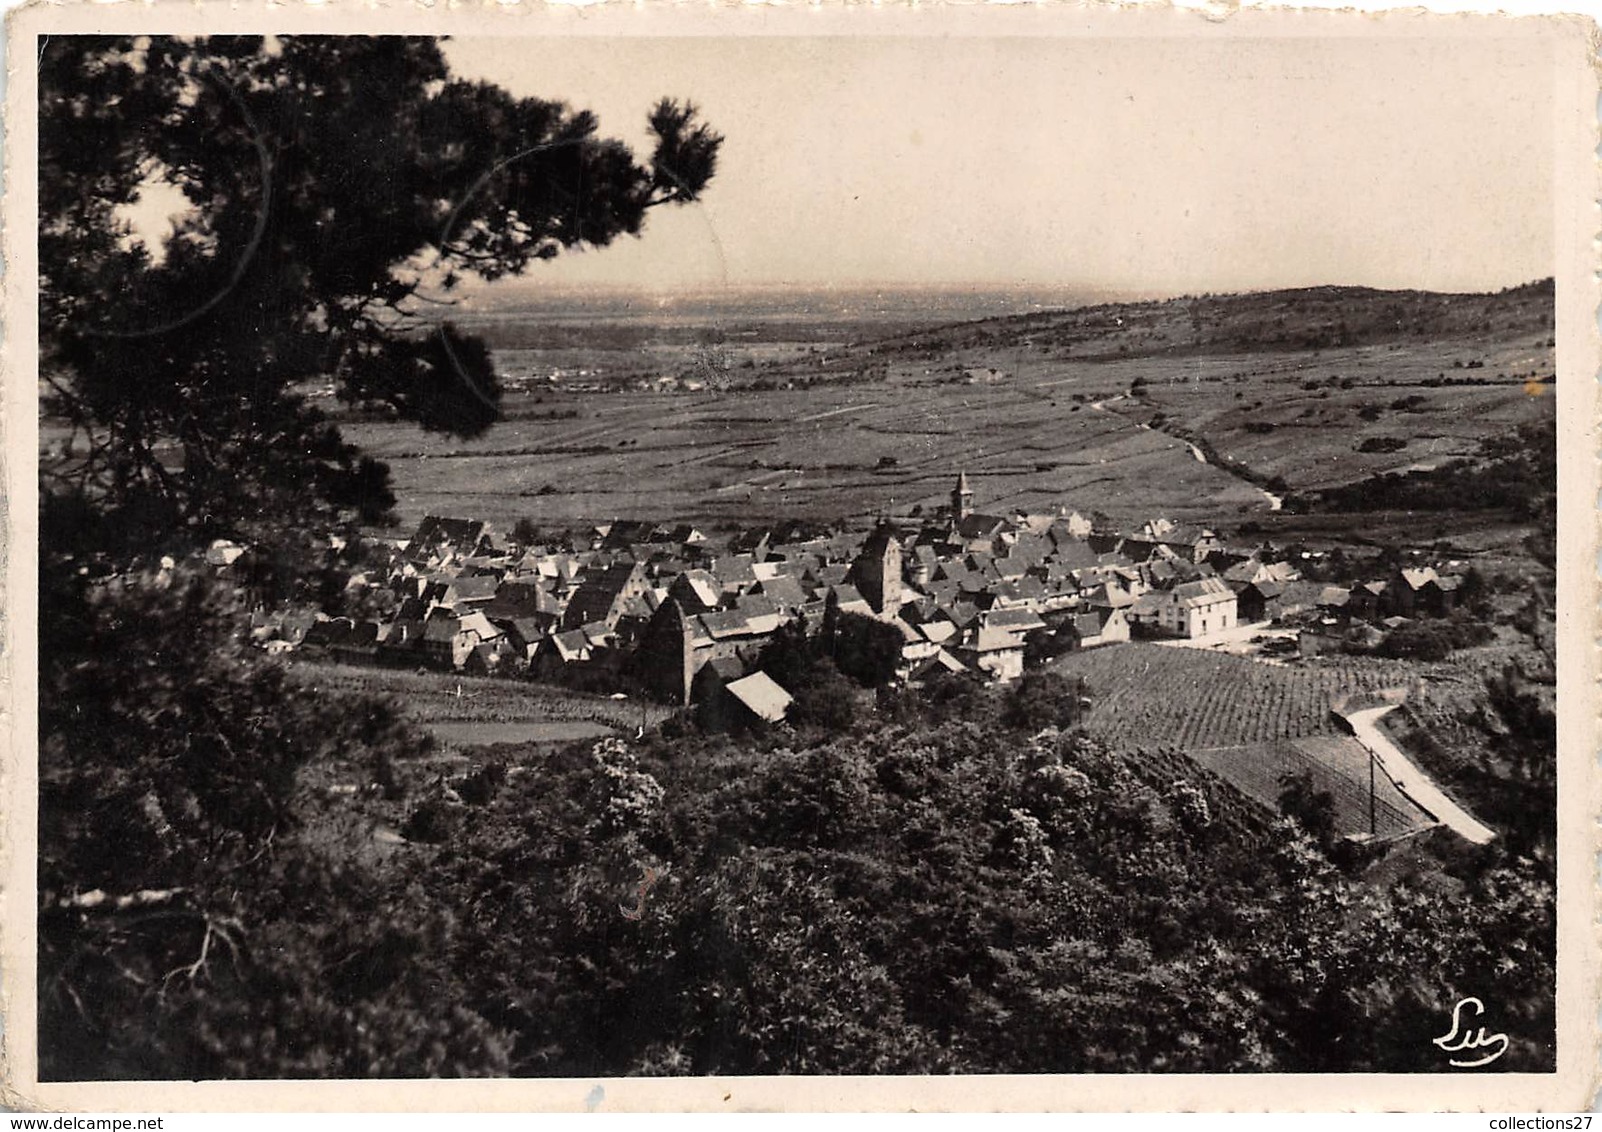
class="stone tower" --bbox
[852,524,903,618]
[952,471,974,520]
[637,598,697,705]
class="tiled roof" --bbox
[1171,577,1234,607]
[726,671,794,723]
[675,569,723,610]
[830,584,870,611]
[985,607,1045,633]
[972,625,1025,653]
[446,574,500,603]
[698,609,754,639]
[755,575,810,610]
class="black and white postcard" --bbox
[3,1,1597,1112]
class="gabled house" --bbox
[1060,606,1130,650]
[667,569,724,614]
[1316,586,1352,616]
[729,528,773,559]
[906,648,967,685]
[1153,524,1224,564]
[635,597,783,706]
[1155,576,1237,639]
[753,574,811,615]
[484,579,559,627]
[955,624,1026,683]
[735,593,783,636]
[700,671,793,731]
[1348,580,1387,621]
[951,513,1014,555]
[532,630,594,679]
[710,554,759,594]
[661,523,709,546]
[403,516,493,565]
[1382,567,1438,619]
[1236,579,1285,624]
[330,621,383,665]
[828,584,874,617]
[442,573,500,608]
[602,520,662,550]
[982,606,1047,638]
[1381,567,1461,618]
[561,561,650,630]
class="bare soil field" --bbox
[339,282,1554,546]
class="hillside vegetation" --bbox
[41,633,1557,1076]
[866,279,1554,361]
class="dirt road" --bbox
[1344,705,1496,844]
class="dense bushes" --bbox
[1375,616,1494,661]
[39,567,499,1079]
[40,573,1555,1080]
[1290,420,1555,519]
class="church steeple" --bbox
[952,471,974,520]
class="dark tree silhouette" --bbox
[39,35,720,546]
[35,35,720,1079]
[830,611,905,688]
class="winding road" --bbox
[1344,705,1496,844]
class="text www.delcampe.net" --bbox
[11,1120,164,1130]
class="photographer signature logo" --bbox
[1433,996,1509,1068]
[619,865,662,922]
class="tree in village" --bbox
[37,35,720,1078]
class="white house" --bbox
[1157,577,1238,639]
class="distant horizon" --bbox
[455,273,1557,309]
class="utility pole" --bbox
[1369,747,1377,839]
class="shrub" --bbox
[831,612,904,688]
[1376,624,1452,662]
[1004,672,1089,732]
[1357,437,1408,454]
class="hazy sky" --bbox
[444,34,1552,297]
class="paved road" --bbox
[1345,705,1496,844]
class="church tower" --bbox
[952,471,974,521]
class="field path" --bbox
[798,402,874,424]
[1344,705,1496,844]
[1091,394,1285,512]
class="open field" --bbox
[334,282,1554,545]
[285,660,672,751]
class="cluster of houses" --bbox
[239,473,1464,728]
[1303,565,1468,652]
